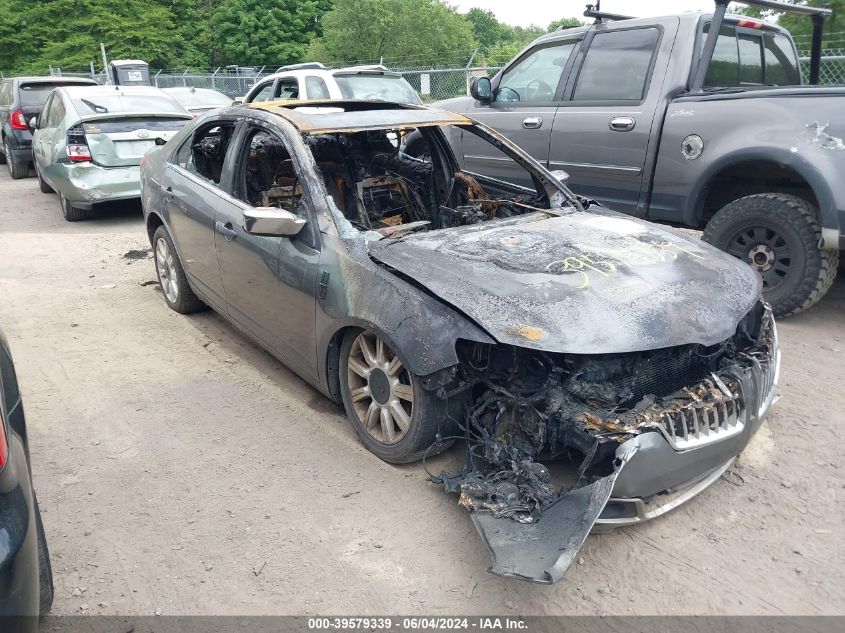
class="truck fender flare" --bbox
[685,147,835,230]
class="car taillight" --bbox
[0,408,8,470]
[10,109,28,130]
[66,124,92,162]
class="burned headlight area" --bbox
[433,301,778,526]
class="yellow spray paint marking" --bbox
[545,241,705,289]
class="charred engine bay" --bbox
[305,129,548,237]
[433,302,776,524]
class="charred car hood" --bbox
[368,211,761,354]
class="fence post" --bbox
[182,68,189,87]
[154,69,162,88]
[211,67,219,90]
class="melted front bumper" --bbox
[597,319,781,528]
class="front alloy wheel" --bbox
[347,330,414,445]
[339,328,454,463]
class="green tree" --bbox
[547,17,584,31]
[466,8,507,54]
[308,0,477,66]
[1,0,180,73]
[209,0,331,67]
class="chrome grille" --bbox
[655,375,746,450]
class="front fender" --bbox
[315,233,495,383]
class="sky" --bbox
[450,0,715,29]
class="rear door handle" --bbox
[609,116,636,132]
[522,116,543,129]
[215,220,238,241]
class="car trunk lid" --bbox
[80,115,191,167]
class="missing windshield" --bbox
[304,125,561,238]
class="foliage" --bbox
[209,0,331,67]
[308,0,477,66]
[1,0,177,73]
[729,0,845,49]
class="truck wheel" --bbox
[703,193,839,317]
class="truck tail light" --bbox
[736,18,763,29]
[0,408,8,471]
[10,109,28,130]
[66,124,92,162]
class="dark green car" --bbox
[32,85,192,221]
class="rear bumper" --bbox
[597,318,781,528]
[47,162,141,207]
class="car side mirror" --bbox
[243,207,306,237]
[154,137,168,146]
[470,76,492,104]
[29,117,37,129]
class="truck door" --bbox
[459,36,583,187]
[549,17,678,214]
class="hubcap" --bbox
[155,237,179,304]
[726,226,791,290]
[347,331,414,445]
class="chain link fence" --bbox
[35,47,845,99]
[799,50,845,85]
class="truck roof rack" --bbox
[583,3,634,23]
[691,0,832,91]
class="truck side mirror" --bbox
[470,76,492,104]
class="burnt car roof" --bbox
[246,99,471,133]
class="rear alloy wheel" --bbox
[60,193,88,222]
[339,329,449,463]
[5,141,28,179]
[703,193,839,317]
[152,225,206,314]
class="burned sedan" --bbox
[140,100,780,583]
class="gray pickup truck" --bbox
[425,0,842,317]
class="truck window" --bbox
[763,32,800,85]
[495,41,578,103]
[572,28,660,101]
[704,24,740,87]
[738,32,763,84]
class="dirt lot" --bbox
[0,168,842,616]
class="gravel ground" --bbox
[0,169,842,616]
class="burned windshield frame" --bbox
[455,123,583,211]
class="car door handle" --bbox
[164,186,173,200]
[522,116,543,129]
[215,221,238,242]
[609,116,636,132]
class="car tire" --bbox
[5,141,28,179]
[36,163,53,193]
[152,225,206,314]
[338,328,455,464]
[703,193,839,317]
[34,498,54,615]
[60,193,88,222]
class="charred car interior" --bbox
[304,125,555,238]
[142,101,782,585]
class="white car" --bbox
[242,63,421,105]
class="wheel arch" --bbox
[687,148,834,230]
[146,211,165,247]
